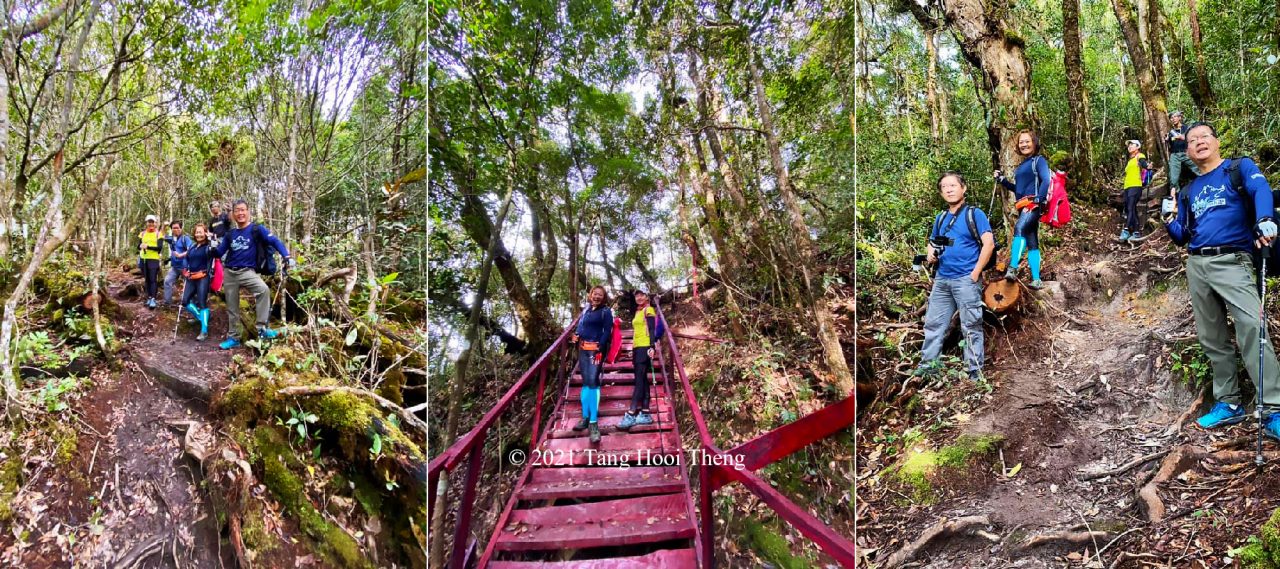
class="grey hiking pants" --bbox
[223,267,271,340]
[920,277,985,373]
[1168,152,1199,191]
[1188,252,1280,412]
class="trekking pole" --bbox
[172,276,186,343]
[1259,245,1271,470]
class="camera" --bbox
[912,254,927,271]
[1161,197,1176,216]
[929,236,953,248]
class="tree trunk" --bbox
[1185,0,1215,113]
[1112,0,1171,166]
[906,0,1038,184]
[1063,0,1096,199]
[748,49,853,395]
[924,26,944,142]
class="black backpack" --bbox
[930,205,1001,271]
[250,223,279,276]
[1180,157,1280,278]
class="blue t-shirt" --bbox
[214,223,291,269]
[930,205,993,279]
[164,234,193,270]
[1000,155,1051,202]
[184,242,215,276]
[575,305,613,351]
[1167,158,1275,250]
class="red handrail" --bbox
[653,299,855,568]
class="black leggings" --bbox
[1014,208,1041,250]
[142,259,160,299]
[180,276,210,310]
[631,347,652,412]
[1123,186,1143,232]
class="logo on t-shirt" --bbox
[230,234,252,252]
[1191,184,1228,218]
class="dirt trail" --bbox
[0,271,238,567]
[862,228,1280,567]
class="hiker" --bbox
[571,285,612,443]
[180,224,215,341]
[208,202,231,246]
[1119,140,1151,242]
[1163,121,1280,439]
[619,290,662,431]
[213,199,295,349]
[137,215,164,309]
[995,129,1052,289]
[1166,111,1199,194]
[914,172,995,381]
[162,220,193,307]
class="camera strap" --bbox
[931,205,968,244]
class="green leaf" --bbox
[380,272,399,285]
[296,424,307,440]
[370,433,382,456]
[305,413,318,423]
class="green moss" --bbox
[743,518,813,569]
[256,426,370,568]
[51,423,78,467]
[886,435,1004,505]
[0,455,23,522]
[239,502,277,553]
[1241,508,1280,567]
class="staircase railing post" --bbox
[700,461,715,568]
[530,361,549,444]
[449,442,485,568]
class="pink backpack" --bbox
[1040,171,1072,228]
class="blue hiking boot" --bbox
[219,337,241,350]
[258,327,280,340]
[1029,279,1043,290]
[197,308,209,341]
[146,298,157,309]
[1265,413,1280,442]
[1118,229,1131,242]
[617,412,637,431]
[1197,401,1246,429]
[633,412,654,427]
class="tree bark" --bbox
[924,26,941,143]
[1112,0,1171,166]
[748,49,853,395]
[1062,0,1096,199]
[1185,0,1215,113]
[906,0,1038,182]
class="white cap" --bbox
[145,214,157,222]
[1126,140,1141,148]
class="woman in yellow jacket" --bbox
[137,214,164,308]
[1119,140,1151,242]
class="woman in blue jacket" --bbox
[571,285,612,443]
[180,224,216,341]
[995,129,1052,289]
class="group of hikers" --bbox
[569,286,665,443]
[913,116,1280,440]
[137,199,296,349]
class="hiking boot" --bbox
[1119,229,1131,242]
[197,308,209,341]
[1029,279,1043,290]
[1004,266,1018,282]
[617,412,637,431]
[1197,401,1246,429]
[968,369,984,382]
[588,423,601,443]
[219,337,241,350]
[633,411,654,426]
[1265,413,1280,442]
[258,327,280,340]
[572,417,589,431]
[146,298,157,309]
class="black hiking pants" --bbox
[631,347,652,412]
[180,276,210,310]
[1123,186,1143,233]
[142,259,160,300]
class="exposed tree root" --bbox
[1079,449,1170,481]
[1138,445,1206,522]
[882,515,991,568]
[1019,530,1111,550]
[1162,389,1205,437]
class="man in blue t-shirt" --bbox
[162,220,193,307]
[213,199,296,349]
[913,172,995,382]
[1163,122,1280,439]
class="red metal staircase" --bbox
[428,301,855,567]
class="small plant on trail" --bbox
[278,405,320,447]
[1171,343,1212,386]
[38,375,83,412]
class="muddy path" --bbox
[0,271,238,567]
[859,226,1280,568]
